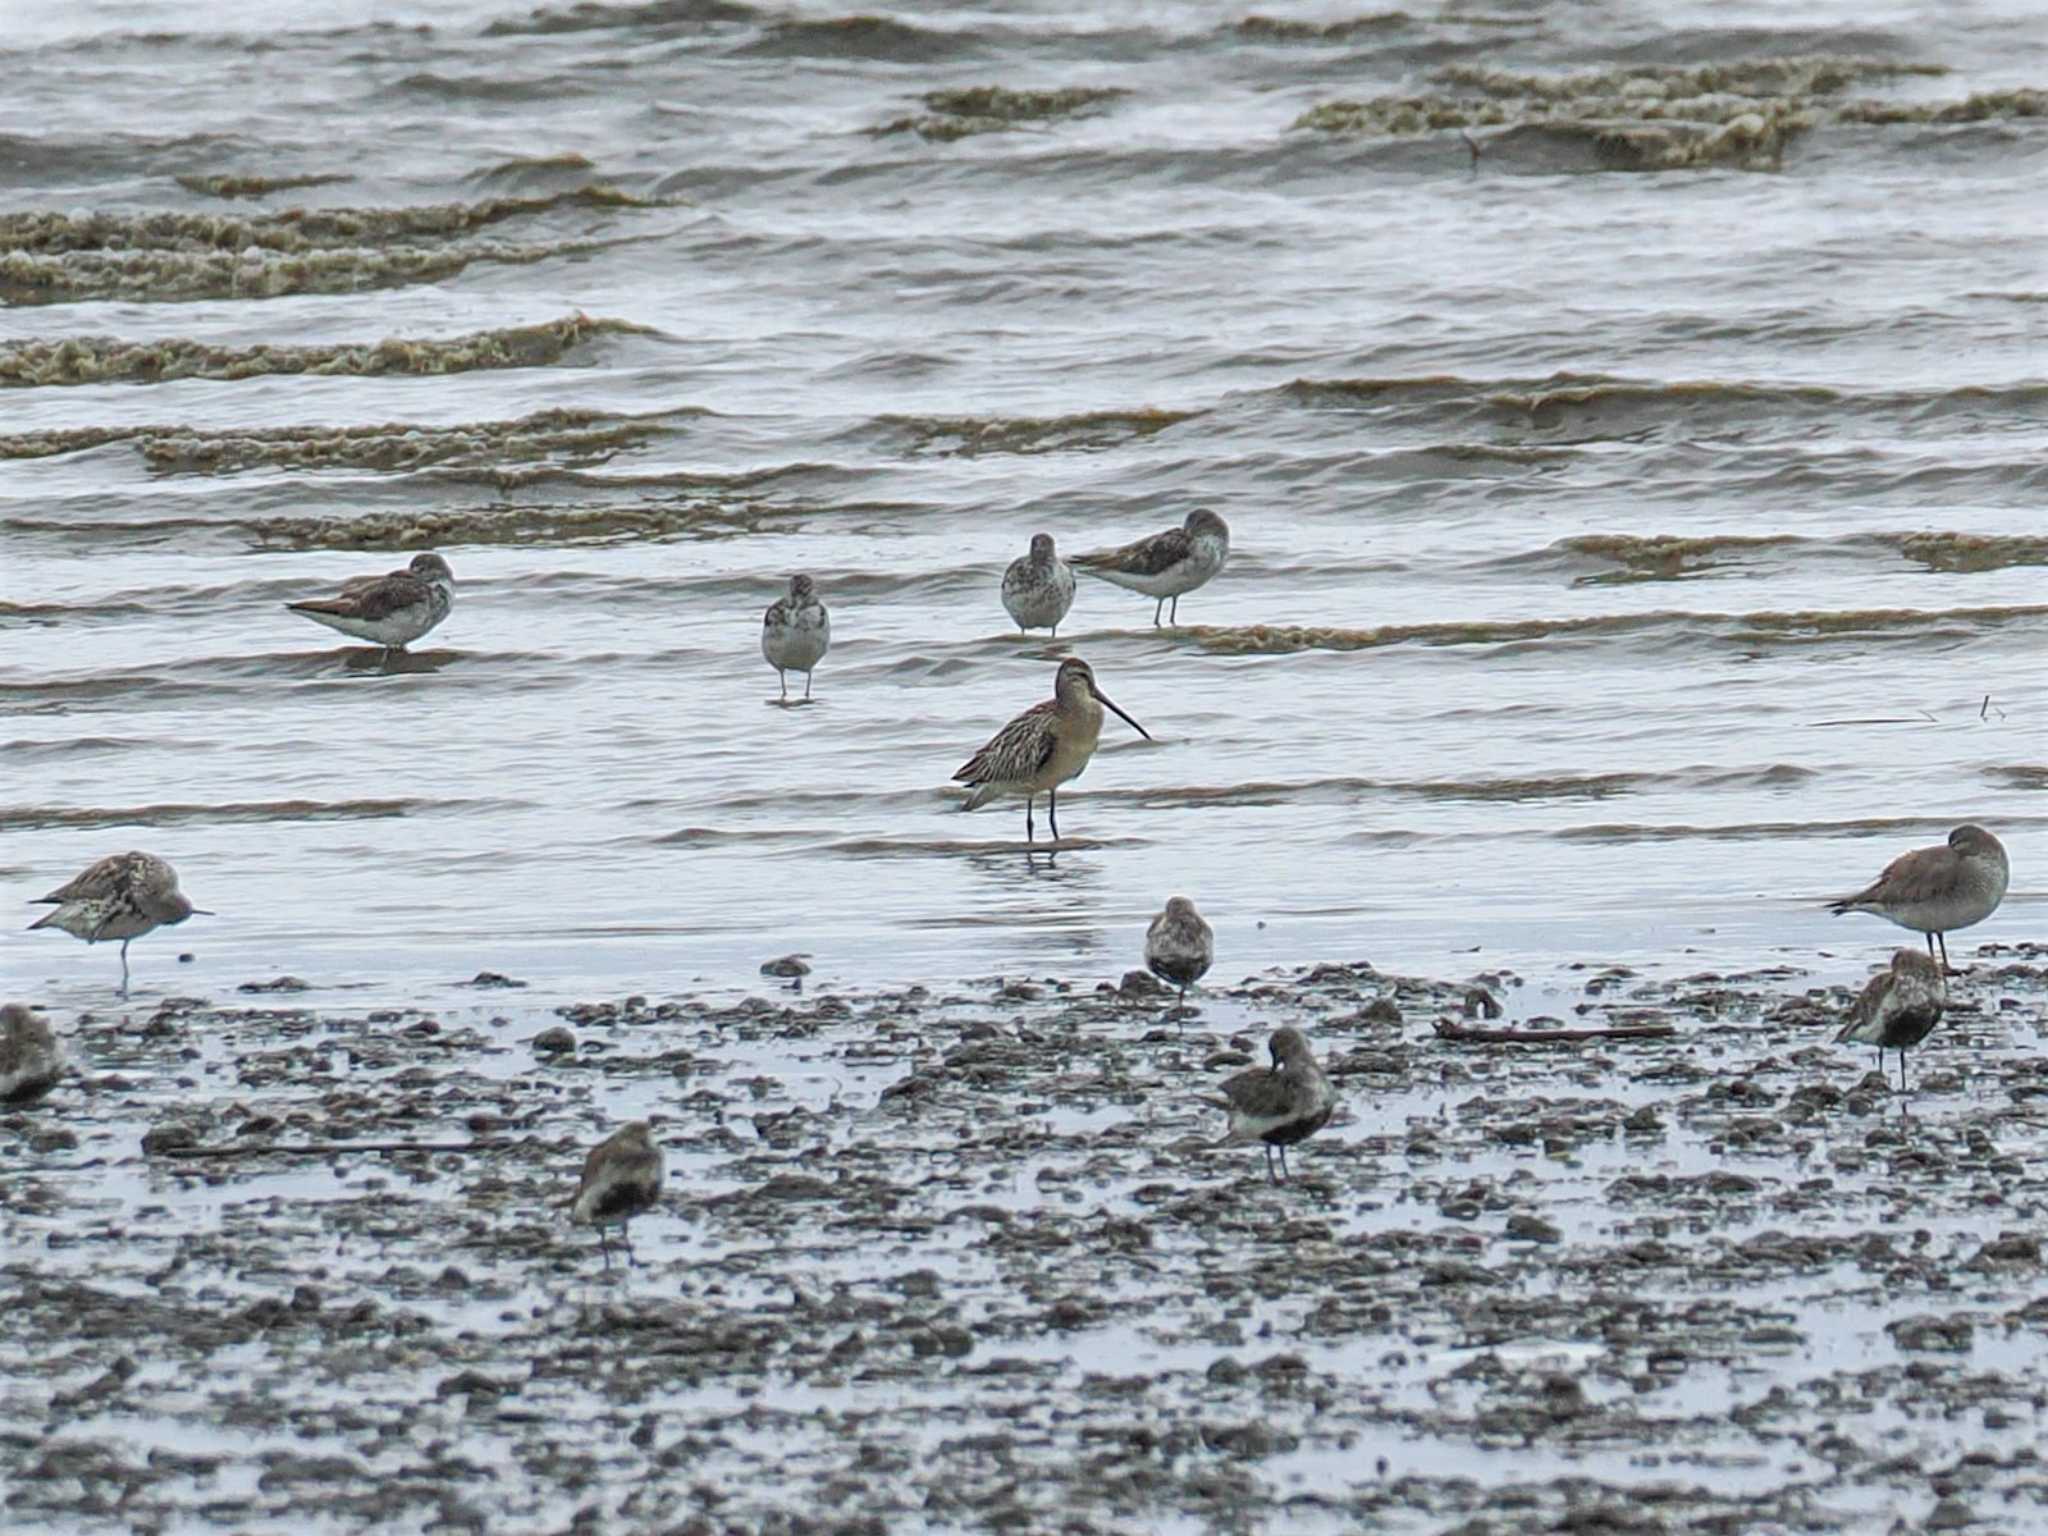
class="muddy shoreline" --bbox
[5,946,2047,1534]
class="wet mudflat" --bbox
[6,948,2048,1535]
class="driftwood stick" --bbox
[157,1139,511,1159]
[1433,1019,1674,1045]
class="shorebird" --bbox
[287,552,455,657]
[0,1004,62,1106]
[1073,508,1229,626]
[571,1121,664,1270]
[1205,1027,1335,1184]
[27,852,210,996]
[1001,533,1075,637]
[762,574,831,701]
[1145,896,1213,1024]
[1835,949,1947,1093]
[1827,824,2008,970]
[952,657,1150,843]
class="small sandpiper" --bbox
[1001,533,1076,637]
[571,1120,665,1270]
[28,852,210,996]
[1827,824,2008,970]
[287,552,455,657]
[1205,1027,1335,1184]
[1073,508,1229,626]
[762,574,831,701]
[0,1004,63,1106]
[1145,896,1213,1025]
[1835,948,1947,1093]
[952,657,1150,843]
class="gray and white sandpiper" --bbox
[27,852,210,996]
[1205,1027,1335,1184]
[1827,824,2008,970]
[952,657,1150,844]
[571,1120,665,1270]
[1001,533,1075,637]
[1145,896,1213,1025]
[287,552,455,657]
[762,574,831,701]
[1835,948,1947,1093]
[0,1004,63,1106]
[1073,508,1229,627]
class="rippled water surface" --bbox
[3,0,2042,1008]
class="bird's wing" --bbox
[34,851,139,904]
[290,571,428,622]
[1076,526,1191,576]
[952,700,1057,784]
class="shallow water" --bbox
[3,0,2043,1013]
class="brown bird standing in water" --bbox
[1205,1027,1335,1184]
[1835,948,1948,1092]
[571,1121,665,1269]
[1827,824,2008,971]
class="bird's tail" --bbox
[1825,896,1860,916]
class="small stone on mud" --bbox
[761,955,811,978]
[1507,1213,1562,1244]
[1118,970,1169,997]
[141,1123,200,1155]
[532,1026,576,1055]
[239,976,310,993]
[465,971,527,989]
[1927,1498,1974,1530]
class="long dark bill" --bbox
[1093,685,1151,741]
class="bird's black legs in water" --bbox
[1277,1145,1292,1182]
[119,938,132,997]
[1024,796,1034,844]
[1152,597,1164,627]
[1937,932,1951,972]
[804,670,813,700]
[622,1224,639,1268]
[1048,789,1060,842]
[598,1229,614,1271]
[1169,594,1180,624]
[777,669,788,701]
[1262,1145,1278,1185]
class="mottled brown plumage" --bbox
[1835,948,1947,1092]
[0,1004,62,1106]
[953,658,1150,843]
[287,553,455,653]
[571,1121,664,1269]
[1206,1027,1335,1184]
[28,852,209,995]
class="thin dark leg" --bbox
[1900,1050,1910,1095]
[1177,982,1187,1032]
[623,1223,638,1268]
[1278,1144,1292,1182]
[1024,796,1034,844]
[119,939,132,997]
[778,669,788,701]
[1936,932,1950,971]
[598,1228,613,1271]
[1170,594,1180,624]
[1152,597,1164,626]
[804,669,814,700]
[1048,788,1060,842]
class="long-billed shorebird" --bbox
[27,852,210,996]
[952,657,1150,843]
[1146,896,1213,1024]
[571,1120,665,1270]
[0,1004,62,1106]
[1001,533,1075,637]
[1205,1027,1335,1184]
[287,552,455,657]
[762,574,831,701]
[1073,508,1229,626]
[1835,949,1947,1093]
[1827,825,2008,970]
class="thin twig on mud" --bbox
[1433,1019,1674,1044]
[156,1139,512,1159]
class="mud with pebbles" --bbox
[6,946,2048,1533]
